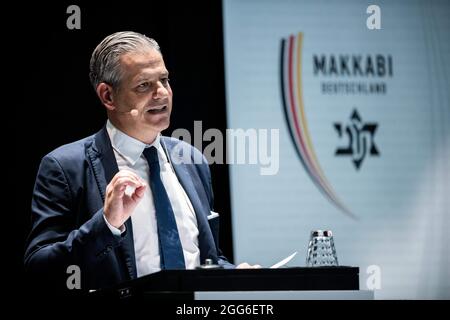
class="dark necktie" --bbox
[143,146,186,269]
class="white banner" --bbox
[223,0,450,299]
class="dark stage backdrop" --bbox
[16,1,232,292]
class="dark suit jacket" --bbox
[24,125,232,291]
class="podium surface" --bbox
[93,267,364,299]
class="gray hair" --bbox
[89,31,161,90]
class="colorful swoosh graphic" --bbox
[280,33,355,219]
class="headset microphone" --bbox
[116,108,139,116]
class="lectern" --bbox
[91,267,370,300]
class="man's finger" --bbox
[236,262,262,269]
[113,177,144,195]
[131,184,147,201]
[119,171,144,185]
[110,169,143,185]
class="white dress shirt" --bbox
[105,120,200,277]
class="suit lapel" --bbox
[87,130,218,274]
[89,126,138,279]
[161,138,218,264]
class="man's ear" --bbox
[96,83,115,111]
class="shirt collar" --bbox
[106,120,162,166]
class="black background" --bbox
[14,0,233,294]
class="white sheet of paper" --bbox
[269,251,298,269]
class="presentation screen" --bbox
[223,0,449,299]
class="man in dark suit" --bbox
[25,31,256,292]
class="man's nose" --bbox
[153,81,169,99]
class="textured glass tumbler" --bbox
[306,230,339,267]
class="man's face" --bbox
[111,47,172,140]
